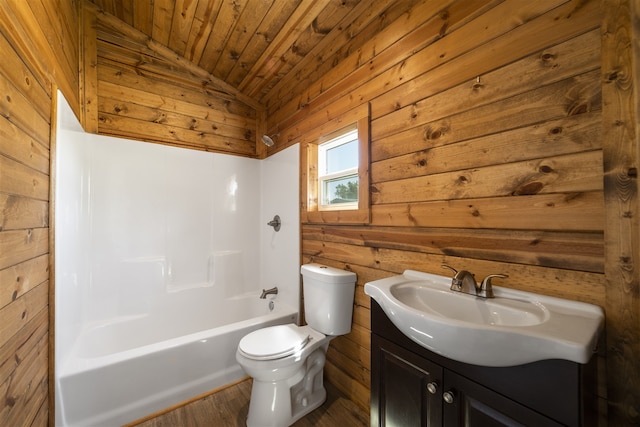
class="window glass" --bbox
[322,174,358,205]
[324,132,358,174]
[318,127,358,210]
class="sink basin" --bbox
[391,283,549,327]
[365,270,604,367]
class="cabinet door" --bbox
[372,334,443,427]
[442,371,563,427]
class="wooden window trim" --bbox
[302,104,370,224]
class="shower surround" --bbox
[54,92,300,426]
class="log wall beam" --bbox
[601,0,640,424]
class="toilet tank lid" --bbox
[300,263,356,284]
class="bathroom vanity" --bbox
[370,301,598,427]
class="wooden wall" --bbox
[0,1,80,426]
[264,0,638,425]
[84,3,261,157]
[1,0,637,426]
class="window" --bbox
[302,103,370,224]
[318,125,359,210]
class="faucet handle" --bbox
[442,265,464,291]
[441,265,458,275]
[480,274,508,298]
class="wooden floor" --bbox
[129,378,369,427]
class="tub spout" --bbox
[259,286,278,299]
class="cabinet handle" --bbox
[443,391,455,404]
[426,382,438,394]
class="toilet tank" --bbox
[300,263,357,336]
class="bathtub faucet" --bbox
[260,286,278,299]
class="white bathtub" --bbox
[56,293,298,427]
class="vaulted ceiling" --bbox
[88,0,384,106]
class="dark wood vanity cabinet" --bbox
[371,301,597,427]
[372,334,443,426]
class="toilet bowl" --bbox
[236,263,356,427]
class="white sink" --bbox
[365,270,604,367]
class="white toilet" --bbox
[236,263,357,427]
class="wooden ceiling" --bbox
[88,0,388,106]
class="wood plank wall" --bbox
[87,4,260,157]
[263,0,635,423]
[1,0,637,426]
[601,0,640,424]
[0,1,80,425]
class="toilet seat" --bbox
[239,324,311,361]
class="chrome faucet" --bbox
[260,286,278,299]
[448,268,478,295]
[442,265,507,298]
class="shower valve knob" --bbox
[267,215,281,231]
